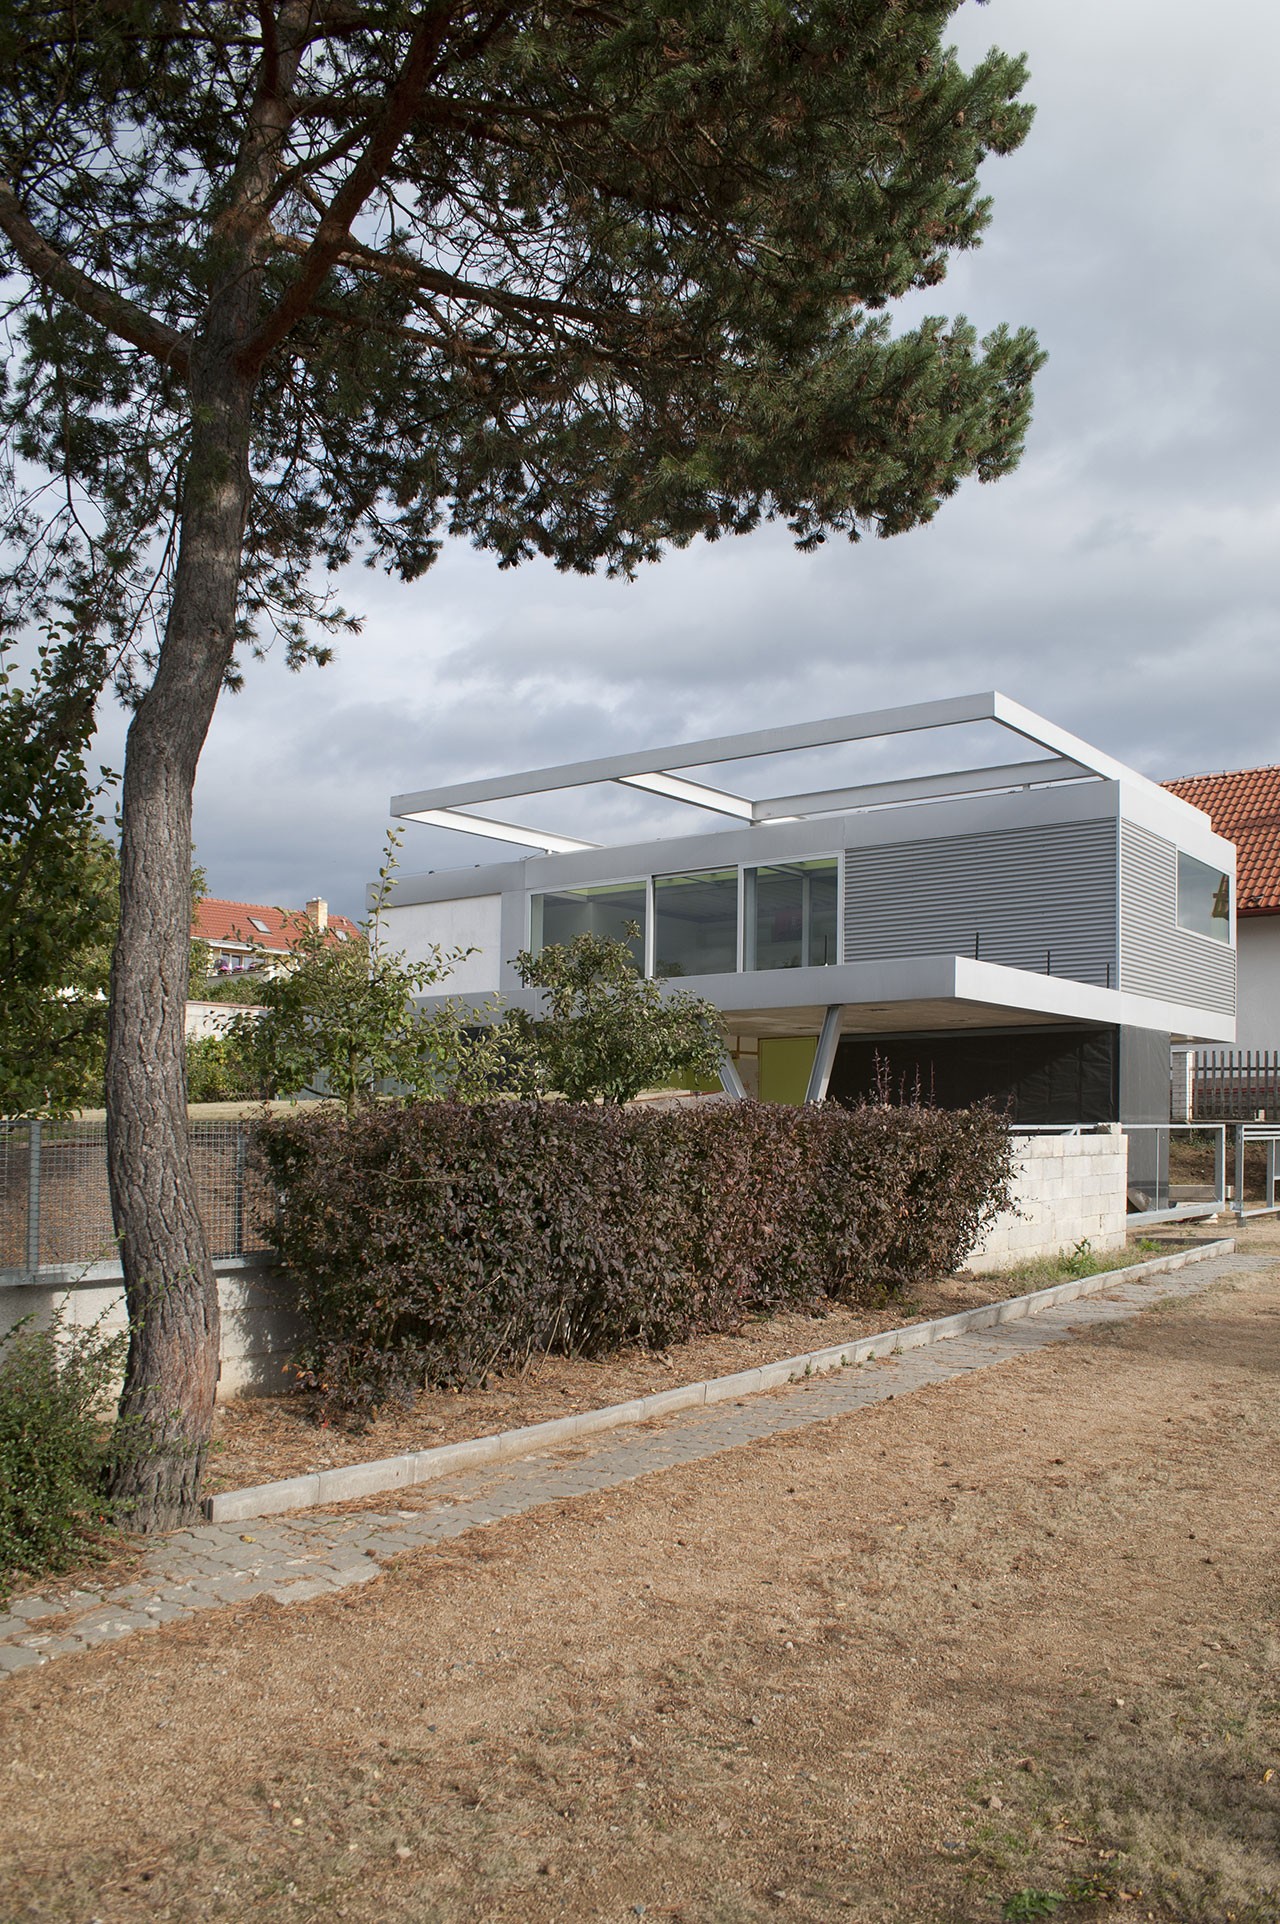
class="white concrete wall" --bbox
[382,894,504,993]
[966,1128,1129,1272]
[0,1265,305,1401]
[1234,917,1280,1050]
[185,999,263,1039]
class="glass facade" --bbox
[1176,851,1231,943]
[531,881,646,970]
[532,860,842,979]
[653,868,738,978]
[745,859,838,970]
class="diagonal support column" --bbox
[718,1050,748,1100]
[804,1006,845,1104]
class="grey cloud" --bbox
[150,0,1280,908]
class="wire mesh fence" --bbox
[0,1118,275,1278]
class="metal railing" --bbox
[1013,1121,1279,1225]
[1230,1124,1280,1222]
[1122,1122,1280,1225]
[0,1117,274,1287]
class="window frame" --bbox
[527,875,650,970]
[527,850,847,979]
[1175,849,1232,946]
[742,853,842,974]
[651,864,742,981]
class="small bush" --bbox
[186,1031,262,1102]
[0,1307,127,1604]
[257,1098,1013,1422]
[503,928,725,1101]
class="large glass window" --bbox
[1176,851,1231,943]
[531,881,646,970]
[745,859,838,971]
[653,868,738,977]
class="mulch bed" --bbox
[205,1236,1201,1493]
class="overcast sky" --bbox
[91,0,1280,921]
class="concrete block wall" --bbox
[0,1263,305,1401]
[966,1127,1128,1273]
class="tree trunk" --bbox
[102,7,315,1530]
[105,354,255,1529]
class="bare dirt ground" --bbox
[205,1239,1197,1493]
[2,1227,1277,1924]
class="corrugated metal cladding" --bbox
[842,819,1118,984]
[1120,822,1236,1014]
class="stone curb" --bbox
[204,1237,1236,1524]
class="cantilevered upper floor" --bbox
[382,693,1236,1062]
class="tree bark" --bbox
[105,351,255,1527]
[103,1,316,1532]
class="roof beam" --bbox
[617,771,754,818]
[990,694,1134,784]
[752,757,1093,821]
[391,692,998,817]
[397,807,597,853]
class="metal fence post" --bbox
[24,1119,42,1275]
[1234,1124,1246,1224]
[1214,1126,1226,1211]
[233,1124,247,1259]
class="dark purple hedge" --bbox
[255,1099,1013,1421]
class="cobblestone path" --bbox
[1,1249,1265,1679]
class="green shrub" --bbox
[191,972,269,1005]
[502,929,725,1102]
[257,1098,1013,1423]
[185,1030,262,1102]
[0,1307,128,1603]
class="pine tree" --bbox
[0,1,1042,1525]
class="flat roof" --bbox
[392,691,1195,854]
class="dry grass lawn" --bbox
[1,1247,1277,1924]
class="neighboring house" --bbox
[380,692,1236,1131]
[1163,765,1280,1053]
[187,895,362,1038]
[193,895,361,977]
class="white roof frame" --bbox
[392,691,1169,853]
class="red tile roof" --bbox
[193,897,363,953]
[1164,767,1280,916]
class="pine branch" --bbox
[0,180,191,374]
[268,227,615,330]
[240,5,473,372]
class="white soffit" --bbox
[399,807,597,854]
[391,691,1167,850]
[617,771,754,818]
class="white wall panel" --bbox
[382,894,504,993]
[1235,917,1280,1048]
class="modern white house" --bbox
[382,694,1236,1141]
